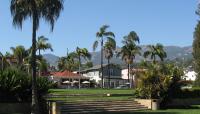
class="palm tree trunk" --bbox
[108,59,110,89]
[128,64,130,83]
[101,38,104,88]
[39,49,41,56]
[128,64,131,88]
[31,14,39,114]
[78,55,81,75]
[153,55,156,64]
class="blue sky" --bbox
[0,0,199,56]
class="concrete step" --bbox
[60,102,140,105]
[59,101,139,105]
[60,108,148,114]
[60,106,147,110]
[58,100,148,113]
[60,104,145,108]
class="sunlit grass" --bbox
[48,89,135,95]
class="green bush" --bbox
[0,67,53,102]
[134,63,185,99]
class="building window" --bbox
[110,69,114,76]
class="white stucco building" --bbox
[81,64,124,88]
[184,71,197,81]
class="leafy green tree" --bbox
[58,52,79,71]
[135,63,184,99]
[193,21,200,86]
[117,31,141,85]
[58,57,67,71]
[144,43,167,64]
[84,61,93,69]
[37,36,53,56]
[10,45,28,65]
[104,38,116,88]
[76,47,91,75]
[66,52,79,71]
[37,57,48,76]
[0,52,11,71]
[10,0,63,113]
[93,25,115,88]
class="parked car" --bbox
[115,85,129,89]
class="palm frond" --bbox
[104,32,115,38]
[128,31,140,43]
[93,40,99,51]
[143,51,151,58]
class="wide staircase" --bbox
[57,100,148,114]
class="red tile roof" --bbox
[51,70,80,77]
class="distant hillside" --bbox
[43,45,193,67]
[43,54,59,67]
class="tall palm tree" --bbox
[10,0,63,113]
[37,36,53,56]
[93,25,115,88]
[117,31,141,87]
[143,43,167,64]
[76,47,91,75]
[10,45,28,65]
[104,38,116,88]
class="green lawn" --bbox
[49,89,134,95]
[48,89,200,114]
[47,96,135,101]
[47,89,135,101]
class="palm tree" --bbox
[58,57,67,71]
[122,31,140,45]
[93,25,115,88]
[66,52,78,71]
[117,31,141,87]
[10,0,63,113]
[10,45,28,65]
[37,57,48,76]
[37,36,53,56]
[104,38,116,88]
[143,43,167,64]
[76,47,91,75]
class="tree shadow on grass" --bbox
[94,111,178,114]
[165,105,200,109]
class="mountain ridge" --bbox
[43,45,193,67]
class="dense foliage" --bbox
[0,67,53,102]
[193,21,200,86]
[134,63,184,99]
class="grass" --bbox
[47,89,135,101]
[47,96,134,101]
[48,89,135,95]
[48,89,200,114]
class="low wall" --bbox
[0,103,31,114]
[135,99,152,109]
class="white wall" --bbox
[122,69,128,79]
[184,71,197,81]
[83,71,101,83]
